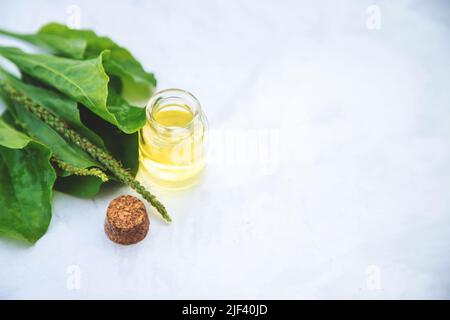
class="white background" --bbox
[0,0,449,299]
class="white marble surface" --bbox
[0,0,449,299]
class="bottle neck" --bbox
[146,89,202,140]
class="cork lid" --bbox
[105,195,149,245]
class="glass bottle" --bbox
[138,89,208,189]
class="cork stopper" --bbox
[104,195,149,245]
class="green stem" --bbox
[52,157,109,182]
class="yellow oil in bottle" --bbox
[138,89,207,189]
[154,107,193,127]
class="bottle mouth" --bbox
[146,88,201,135]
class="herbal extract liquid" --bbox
[138,89,208,189]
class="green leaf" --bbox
[0,67,104,147]
[107,86,146,134]
[0,23,157,101]
[0,46,146,133]
[0,118,56,244]
[0,72,139,199]
[9,73,135,177]
[13,103,99,169]
[0,29,86,59]
[2,108,103,198]
[39,23,157,91]
[0,71,101,170]
[0,73,106,198]
[0,47,112,122]
[54,175,102,198]
[0,116,31,148]
[79,105,140,177]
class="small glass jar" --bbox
[138,89,208,189]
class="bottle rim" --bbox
[146,88,202,135]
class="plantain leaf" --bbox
[0,71,101,169]
[39,23,156,93]
[5,71,137,176]
[54,175,102,198]
[12,103,99,169]
[0,67,104,147]
[2,107,104,198]
[79,105,140,177]
[0,72,142,199]
[0,72,106,197]
[0,46,146,133]
[0,23,156,101]
[0,29,86,59]
[0,118,56,244]
[107,86,146,134]
[0,47,113,123]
